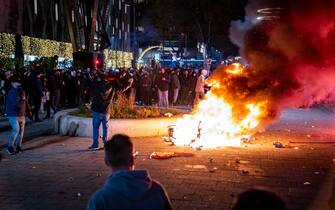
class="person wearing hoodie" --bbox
[5,76,29,155]
[87,134,173,210]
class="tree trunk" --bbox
[14,34,24,71]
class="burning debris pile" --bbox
[172,63,272,149]
[171,0,335,149]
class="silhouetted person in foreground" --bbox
[232,189,286,210]
[87,134,173,210]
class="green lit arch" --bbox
[136,45,162,69]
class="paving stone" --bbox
[0,134,334,210]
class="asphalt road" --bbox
[1,108,335,210]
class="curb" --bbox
[0,128,54,149]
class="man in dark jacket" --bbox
[28,67,43,122]
[89,72,114,150]
[178,70,191,105]
[5,76,28,155]
[87,134,173,210]
[155,68,170,108]
[170,69,180,106]
[140,71,152,105]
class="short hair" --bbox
[232,189,286,210]
[104,134,134,168]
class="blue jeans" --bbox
[158,90,169,108]
[92,112,109,147]
[7,116,25,147]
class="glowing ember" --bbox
[172,63,271,149]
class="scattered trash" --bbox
[242,170,249,174]
[193,165,207,169]
[164,113,173,117]
[332,158,335,163]
[306,134,311,138]
[310,147,315,150]
[273,141,285,148]
[303,182,311,185]
[235,159,240,164]
[314,172,320,175]
[209,167,218,173]
[150,152,194,159]
[294,147,299,150]
[96,173,102,177]
[241,137,251,143]
[32,166,36,169]
[311,125,315,128]
[161,136,175,145]
[286,129,291,132]
[77,193,82,197]
[208,157,214,163]
[184,164,208,170]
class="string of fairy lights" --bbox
[0,33,133,68]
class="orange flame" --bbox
[172,63,271,149]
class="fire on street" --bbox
[1,108,335,210]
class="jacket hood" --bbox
[105,170,153,201]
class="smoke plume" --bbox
[223,0,335,122]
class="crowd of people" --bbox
[0,62,288,210]
[0,65,208,116]
[0,64,210,153]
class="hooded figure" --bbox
[87,134,172,210]
[87,170,172,210]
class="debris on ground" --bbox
[303,182,311,185]
[307,134,312,138]
[164,113,173,117]
[161,137,175,145]
[208,157,214,163]
[209,167,218,173]
[242,170,249,174]
[185,165,207,170]
[273,141,285,148]
[294,147,299,150]
[77,193,81,197]
[314,171,320,175]
[241,137,251,143]
[150,152,194,159]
